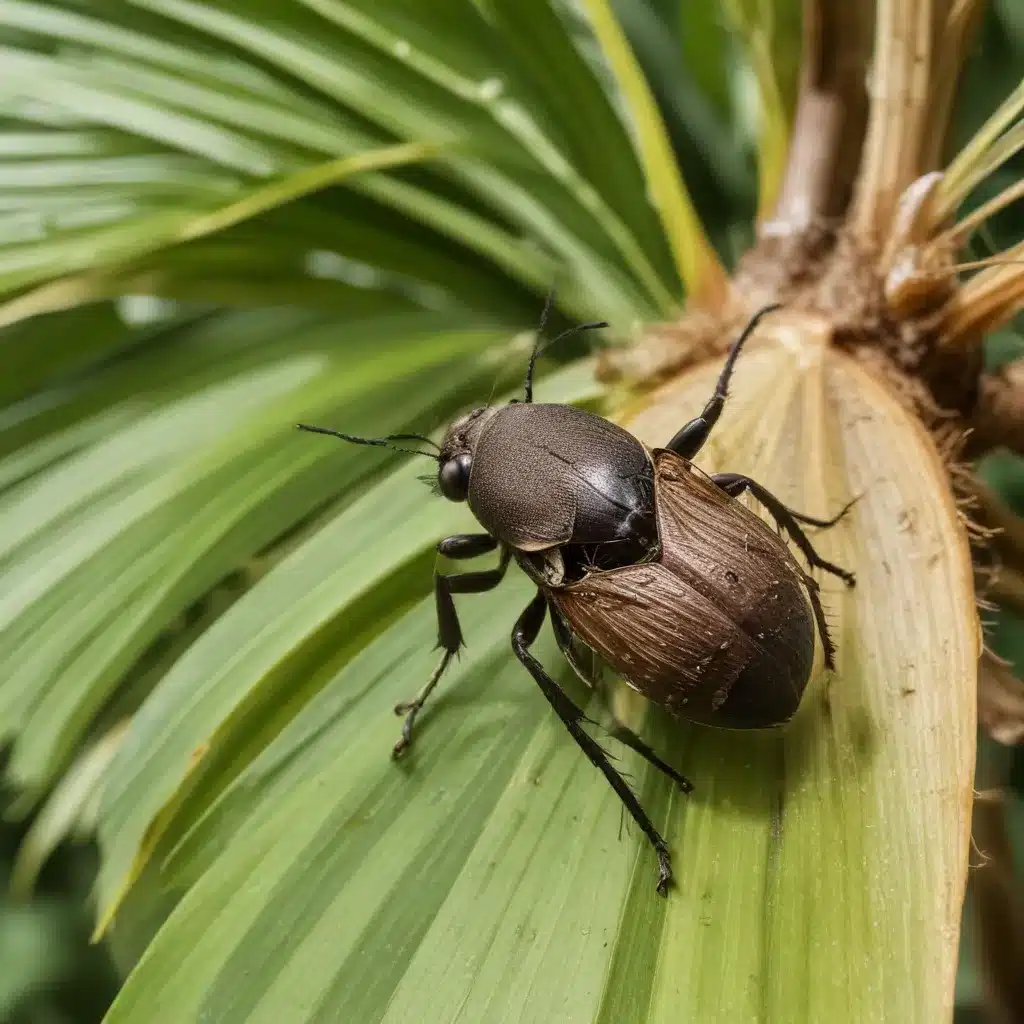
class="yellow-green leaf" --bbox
[578,0,727,307]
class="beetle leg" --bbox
[713,475,858,530]
[548,604,693,792]
[605,723,694,794]
[437,533,499,560]
[392,535,508,758]
[710,472,857,587]
[665,304,780,460]
[800,572,838,670]
[513,590,675,896]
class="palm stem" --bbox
[768,0,873,231]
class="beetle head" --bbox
[297,292,608,505]
[437,405,501,502]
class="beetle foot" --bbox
[809,561,856,589]
[391,701,423,759]
[655,847,674,896]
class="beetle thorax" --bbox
[451,403,659,561]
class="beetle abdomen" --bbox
[550,449,816,728]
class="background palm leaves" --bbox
[0,2,1022,1022]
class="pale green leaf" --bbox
[9,720,131,899]
[0,0,686,322]
[0,306,514,799]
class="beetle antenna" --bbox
[716,303,784,396]
[524,289,609,403]
[296,423,441,460]
[524,286,556,404]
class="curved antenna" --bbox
[523,286,556,405]
[717,302,783,391]
[524,289,608,403]
[296,423,441,460]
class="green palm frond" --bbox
[0,0,716,323]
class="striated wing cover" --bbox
[550,449,815,728]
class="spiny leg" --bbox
[665,304,780,460]
[714,475,859,530]
[606,723,693,795]
[392,534,509,757]
[800,572,837,670]
[512,590,674,895]
[711,472,856,587]
[548,604,693,792]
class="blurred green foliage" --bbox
[0,798,118,1024]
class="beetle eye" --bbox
[438,454,472,502]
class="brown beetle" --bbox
[299,301,855,894]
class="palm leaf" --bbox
[0,304,516,798]
[0,0,709,322]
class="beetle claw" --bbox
[655,849,674,896]
[392,702,423,759]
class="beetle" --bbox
[298,300,855,894]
